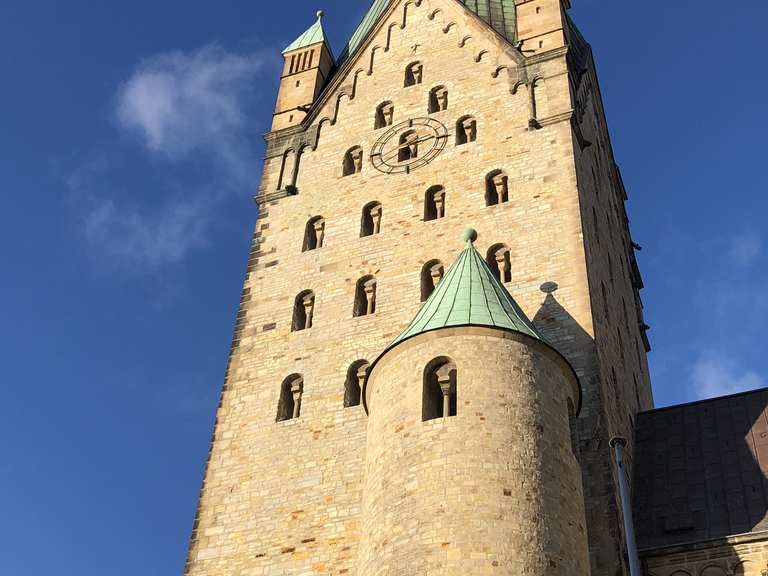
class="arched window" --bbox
[361,202,383,237]
[344,360,370,407]
[375,101,394,129]
[303,216,325,251]
[456,116,477,145]
[423,357,457,421]
[343,146,363,176]
[424,185,446,221]
[486,244,512,283]
[398,130,419,162]
[421,260,445,301]
[428,86,448,113]
[292,290,315,331]
[485,169,509,206]
[354,276,377,317]
[276,374,303,422]
[404,61,423,87]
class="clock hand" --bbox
[377,134,437,163]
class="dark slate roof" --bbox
[338,0,517,64]
[633,388,768,550]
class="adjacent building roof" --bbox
[283,11,331,54]
[387,229,545,350]
[633,388,768,550]
[338,0,517,63]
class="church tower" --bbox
[184,1,652,575]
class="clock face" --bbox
[370,118,448,174]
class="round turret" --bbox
[356,232,590,576]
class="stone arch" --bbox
[343,145,363,176]
[368,45,383,75]
[428,8,442,20]
[456,115,477,145]
[459,35,473,48]
[485,169,509,206]
[443,22,458,34]
[276,374,303,422]
[700,566,728,576]
[354,275,377,317]
[344,360,370,408]
[492,65,509,78]
[428,85,448,113]
[475,49,489,62]
[733,561,756,575]
[292,290,315,332]
[424,185,446,221]
[375,101,394,129]
[361,201,383,237]
[420,260,445,301]
[423,356,457,421]
[404,61,423,87]
[315,117,333,148]
[303,216,325,252]
[487,243,512,284]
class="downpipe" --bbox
[610,437,642,576]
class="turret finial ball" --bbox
[317,10,324,19]
[463,228,478,243]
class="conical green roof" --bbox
[389,229,544,349]
[283,11,331,54]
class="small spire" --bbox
[283,10,331,55]
[463,228,478,244]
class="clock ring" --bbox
[370,117,448,174]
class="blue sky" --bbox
[1,1,767,574]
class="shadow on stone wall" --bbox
[532,283,627,576]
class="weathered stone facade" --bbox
[183,1,664,574]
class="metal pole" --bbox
[610,437,642,576]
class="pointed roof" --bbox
[362,229,581,416]
[338,0,517,63]
[390,229,544,350]
[283,11,331,54]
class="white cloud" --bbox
[116,45,263,166]
[70,44,268,270]
[82,195,211,268]
[728,231,761,267]
[691,352,764,400]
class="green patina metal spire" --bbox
[387,229,545,350]
[283,10,330,54]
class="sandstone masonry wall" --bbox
[185,1,652,575]
[360,327,589,575]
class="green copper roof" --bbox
[338,0,517,63]
[388,229,544,349]
[283,11,331,54]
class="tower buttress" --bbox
[515,0,571,55]
[273,11,334,131]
